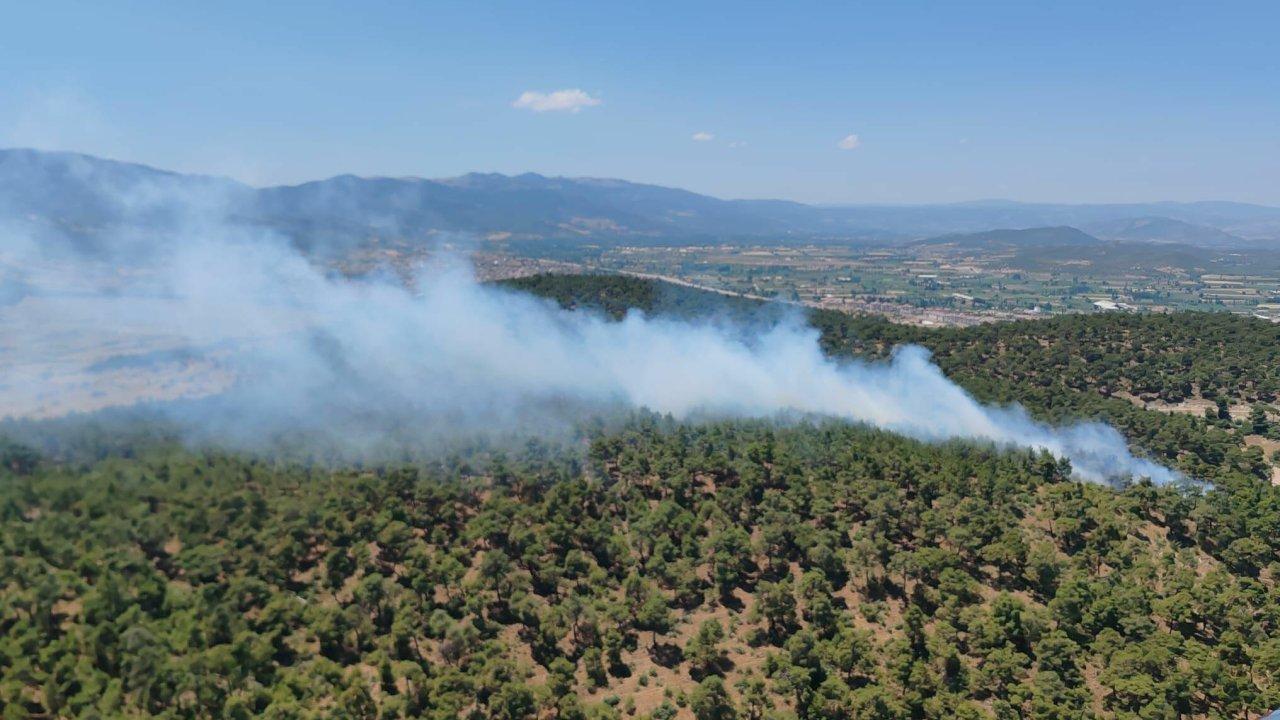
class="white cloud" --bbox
[728,140,747,148]
[511,89,601,113]
[837,133,862,150]
[691,131,715,142]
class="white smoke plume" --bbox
[0,164,1181,484]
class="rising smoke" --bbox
[0,158,1181,484]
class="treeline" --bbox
[2,417,1278,719]
[500,274,777,325]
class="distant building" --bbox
[1092,299,1136,312]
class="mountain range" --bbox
[2,148,1278,253]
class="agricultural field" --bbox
[494,241,1280,327]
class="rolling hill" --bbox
[1083,216,1249,247]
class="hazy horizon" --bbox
[6,145,1280,210]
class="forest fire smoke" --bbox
[0,178,1181,484]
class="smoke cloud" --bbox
[0,164,1181,484]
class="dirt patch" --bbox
[1243,435,1280,485]
[1243,434,1280,456]
[163,536,183,556]
[1116,392,1251,419]
[498,624,548,686]
[53,598,82,629]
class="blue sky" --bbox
[2,1,1277,204]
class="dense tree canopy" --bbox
[3,417,1278,719]
[2,273,1278,719]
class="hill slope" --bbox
[1083,216,1248,247]
[3,415,1278,719]
[506,273,1280,482]
[4,274,1280,719]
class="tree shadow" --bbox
[718,591,745,612]
[648,642,684,668]
[689,656,736,681]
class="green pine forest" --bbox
[3,274,1279,720]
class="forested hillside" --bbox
[503,274,1280,411]
[3,273,1280,719]
[3,418,1279,719]
[506,274,1280,484]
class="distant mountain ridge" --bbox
[1082,216,1248,247]
[2,148,1278,252]
[915,226,1104,249]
